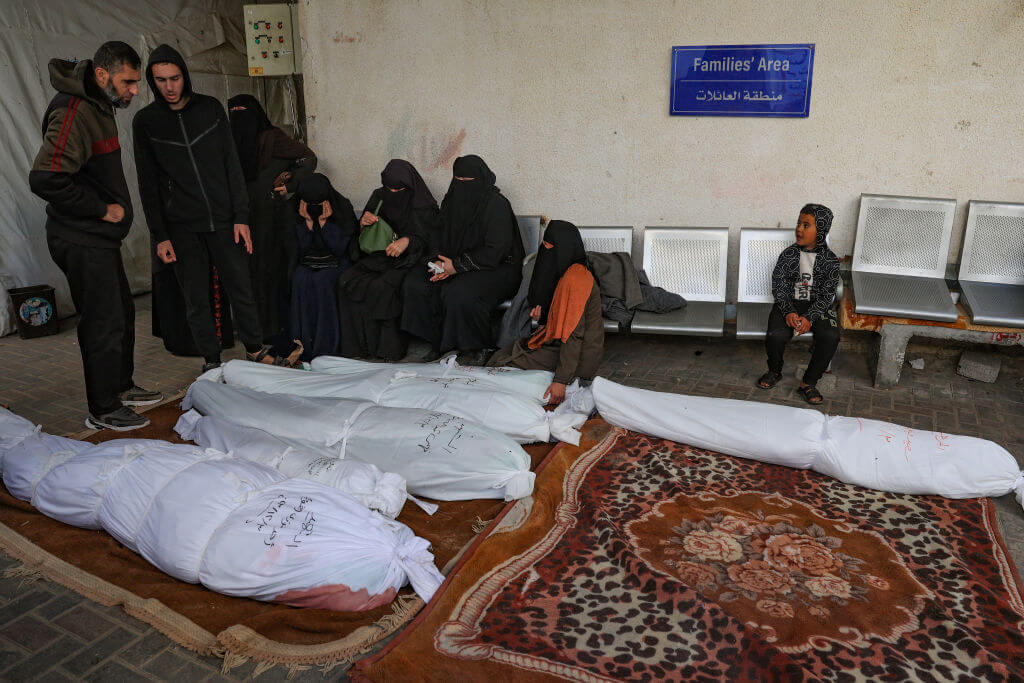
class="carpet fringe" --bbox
[376,593,424,632]
[219,651,249,675]
[3,564,44,587]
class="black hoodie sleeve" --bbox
[805,250,841,322]
[771,245,799,317]
[132,114,170,243]
[216,102,250,225]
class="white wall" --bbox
[299,0,1024,298]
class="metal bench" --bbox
[851,193,958,322]
[736,227,843,341]
[577,226,635,333]
[630,227,729,337]
[957,200,1024,328]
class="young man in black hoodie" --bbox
[29,41,163,432]
[133,44,277,373]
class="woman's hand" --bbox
[319,200,332,226]
[429,254,456,282]
[360,211,377,227]
[529,305,542,321]
[785,312,800,329]
[795,316,812,335]
[543,381,566,405]
[386,236,410,257]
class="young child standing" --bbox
[757,204,841,404]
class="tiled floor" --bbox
[0,296,1022,680]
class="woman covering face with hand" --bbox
[488,220,604,405]
[337,159,439,361]
[289,174,359,361]
[401,154,523,366]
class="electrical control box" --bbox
[243,4,302,76]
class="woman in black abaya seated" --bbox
[337,159,439,361]
[402,155,523,366]
[289,174,359,361]
[488,220,604,404]
[228,94,317,340]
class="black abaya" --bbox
[401,155,523,352]
[228,95,316,339]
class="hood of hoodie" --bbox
[145,44,193,108]
[47,59,113,115]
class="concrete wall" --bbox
[298,0,1024,297]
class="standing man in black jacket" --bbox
[133,44,276,373]
[28,41,163,432]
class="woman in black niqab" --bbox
[289,174,359,360]
[338,159,440,361]
[401,154,524,365]
[228,94,317,340]
[527,220,588,324]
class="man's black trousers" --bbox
[168,228,263,362]
[47,233,134,416]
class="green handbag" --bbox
[358,199,396,254]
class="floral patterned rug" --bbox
[356,420,1024,681]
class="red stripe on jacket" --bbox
[91,136,120,155]
[50,97,82,172]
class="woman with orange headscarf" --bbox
[487,220,604,404]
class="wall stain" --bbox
[332,31,364,44]
[954,120,971,132]
[431,128,467,170]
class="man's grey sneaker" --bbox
[119,384,163,406]
[85,406,150,432]
[201,361,222,374]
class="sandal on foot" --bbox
[757,371,782,389]
[797,384,823,404]
[246,344,275,364]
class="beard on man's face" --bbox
[103,81,131,109]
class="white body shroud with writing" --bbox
[212,359,584,445]
[0,408,443,611]
[184,379,535,501]
[591,377,1024,505]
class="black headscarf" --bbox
[228,94,273,182]
[296,173,354,225]
[528,220,588,323]
[800,203,834,250]
[378,159,436,227]
[439,154,499,254]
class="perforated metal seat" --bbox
[956,201,1024,328]
[736,228,793,340]
[851,194,957,322]
[630,227,728,337]
[577,226,635,333]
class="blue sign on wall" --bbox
[670,44,815,117]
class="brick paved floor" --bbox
[0,295,1022,680]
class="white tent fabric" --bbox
[591,377,1024,506]
[0,407,444,609]
[0,0,296,336]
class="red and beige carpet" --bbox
[356,419,1024,681]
